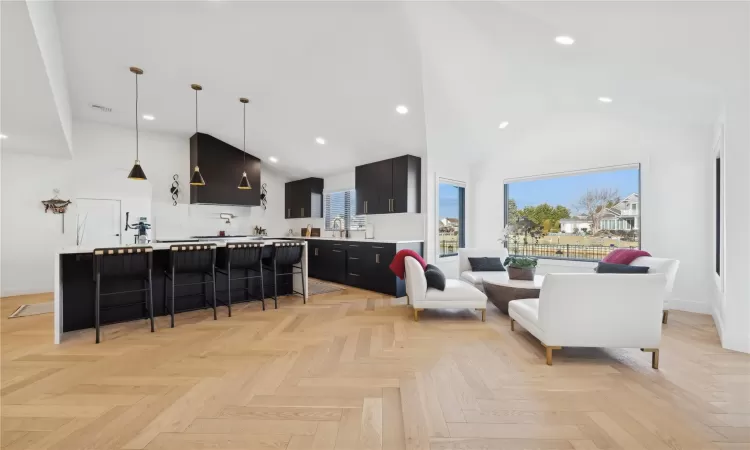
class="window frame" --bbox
[503,163,641,263]
[436,177,466,259]
[324,189,365,232]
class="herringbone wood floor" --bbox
[1,285,748,450]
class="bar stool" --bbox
[215,242,265,316]
[164,244,217,327]
[264,242,306,309]
[93,246,154,344]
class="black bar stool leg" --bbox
[245,268,249,301]
[95,272,101,344]
[259,260,265,311]
[301,268,306,305]
[212,268,217,320]
[163,272,168,317]
[273,259,278,309]
[171,267,176,328]
[227,264,232,317]
[148,268,154,332]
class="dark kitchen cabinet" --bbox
[285,178,324,219]
[301,239,423,297]
[355,155,421,215]
[190,133,261,206]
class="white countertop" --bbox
[285,236,424,244]
[58,238,304,255]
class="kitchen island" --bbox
[54,239,307,344]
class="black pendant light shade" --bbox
[238,172,251,189]
[190,166,206,186]
[191,83,205,186]
[128,160,147,180]
[128,67,147,180]
[238,97,252,190]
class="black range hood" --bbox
[189,132,261,206]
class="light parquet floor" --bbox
[1,285,749,450]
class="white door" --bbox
[76,198,121,247]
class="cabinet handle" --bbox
[333,249,342,253]
[349,257,359,260]
[301,207,304,216]
[333,243,342,246]
[375,254,380,263]
[364,200,368,214]
[287,208,291,217]
[349,244,359,247]
[315,248,319,256]
[372,246,384,249]
[348,273,360,277]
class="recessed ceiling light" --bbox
[142,114,155,121]
[598,97,613,103]
[396,105,409,114]
[315,137,326,145]
[555,36,575,46]
[498,121,509,129]
[0,134,7,139]
[269,156,278,163]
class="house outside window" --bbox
[325,190,365,231]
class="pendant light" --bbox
[238,97,251,190]
[127,67,147,180]
[190,83,206,186]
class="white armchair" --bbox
[628,257,679,323]
[404,256,488,322]
[458,247,510,289]
[508,273,667,368]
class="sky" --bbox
[508,168,639,211]
[437,168,640,220]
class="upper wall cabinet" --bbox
[355,155,421,215]
[285,178,324,219]
[190,133,261,206]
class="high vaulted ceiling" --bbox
[19,1,750,175]
[55,1,426,178]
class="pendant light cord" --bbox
[135,71,139,160]
[243,102,246,165]
[195,89,198,134]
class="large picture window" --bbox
[438,179,465,257]
[325,190,365,231]
[503,165,640,261]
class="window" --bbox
[325,190,365,231]
[503,164,640,262]
[438,179,465,257]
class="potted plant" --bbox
[503,256,538,281]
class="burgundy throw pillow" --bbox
[602,248,651,265]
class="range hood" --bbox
[189,132,261,206]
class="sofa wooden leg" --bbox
[642,348,660,369]
[477,309,486,322]
[662,311,669,324]
[544,345,561,366]
[510,318,515,331]
[413,308,422,322]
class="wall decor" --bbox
[170,174,180,206]
[260,182,268,210]
[41,189,72,232]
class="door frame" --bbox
[76,197,122,246]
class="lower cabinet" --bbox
[305,239,422,297]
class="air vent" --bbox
[89,103,112,113]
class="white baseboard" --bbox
[669,298,712,314]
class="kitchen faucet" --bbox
[332,217,347,238]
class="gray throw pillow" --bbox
[596,262,649,274]
[424,264,446,291]
[468,257,506,272]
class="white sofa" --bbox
[458,247,510,290]
[628,257,679,323]
[404,256,488,321]
[508,272,668,368]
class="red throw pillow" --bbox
[389,249,426,280]
[602,248,651,265]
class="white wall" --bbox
[1,153,76,296]
[472,114,714,314]
[285,170,425,241]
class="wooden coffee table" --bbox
[483,275,544,314]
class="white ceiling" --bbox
[55,1,426,178]
[52,1,748,174]
[1,1,71,158]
